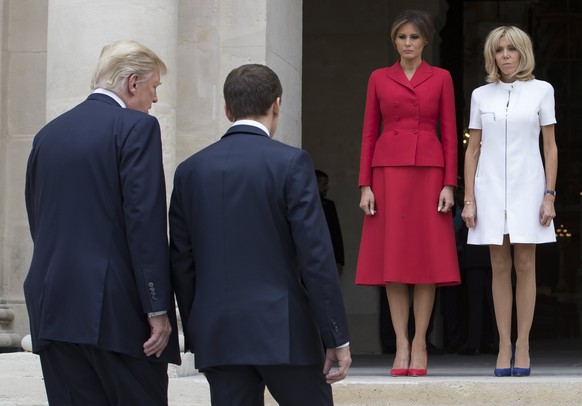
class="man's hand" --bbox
[143,314,172,358]
[323,345,352,384]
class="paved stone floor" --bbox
[1,339,581,405]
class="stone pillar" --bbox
[46,0,178,190]
[176,0,302,167]
[266,0,303,147]
[0,0,49,351]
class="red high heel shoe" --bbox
[390,351,410,376]
[408,349,428,376]
[390,367,409,377]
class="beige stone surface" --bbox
[3,351,582,406]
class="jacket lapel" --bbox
[385,60,433,90]
[409,61,433,88]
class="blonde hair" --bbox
[390,9,433,49]
[483,26,535,83]
[90,40,167,92]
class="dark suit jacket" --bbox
[169,124,349,370]
[24,93,180,365]
[359,60,457,187]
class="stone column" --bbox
[176,0,302,166]
[46,0,179,189]
[0,0,49,351]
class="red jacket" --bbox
[358,60,458,187]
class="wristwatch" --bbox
[545,189,557,197]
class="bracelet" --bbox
[465,201,474,205]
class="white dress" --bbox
[468,79,556,245]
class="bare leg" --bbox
[410,284,435,370]
[386,283,410,370]
[489,235,513,369]
[513,243,536,369]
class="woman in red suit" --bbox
[356,9,460,377]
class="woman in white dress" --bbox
[462,26,557,377]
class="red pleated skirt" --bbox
[356,166,460,286]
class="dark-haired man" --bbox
[170,64,351,405]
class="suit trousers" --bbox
[38,341,168,406]
[203,364,333,406]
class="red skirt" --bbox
[356,167,460,286]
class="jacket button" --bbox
[393,102,399,107]
[395,115,400,121]
[413,129,418,134]
[394,130,399,135]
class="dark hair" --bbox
[315,169,328,180]
[223,64,283,119]
[390,9,434,48]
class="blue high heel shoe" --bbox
[494,347,514,377]
[494,366,512,377]
[512,349,531,377]
[512,366,531,377]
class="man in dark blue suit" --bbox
[24,40,180,405]
[170,64,351,405]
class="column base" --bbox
[0,306,22,352]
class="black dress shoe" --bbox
[457,346,480,355]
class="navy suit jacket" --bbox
[24,93,180,364]
[169,124,349,369]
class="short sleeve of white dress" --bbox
[468,89,482,130]
[539,81,557,126]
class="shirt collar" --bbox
[230,119,270,137]
[92,88,126,108]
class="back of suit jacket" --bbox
[170,125,349,369]
[24,93,180,364]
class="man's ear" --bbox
[272,97,281,117]
[127,74,139,96]
[224,105,235,122]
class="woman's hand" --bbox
[359,186,376,216]
[461,201,477,228]
[437,185,455,213]
[539,194,556,227]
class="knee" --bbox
[490,256,512,275]
[513,251,536,274]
